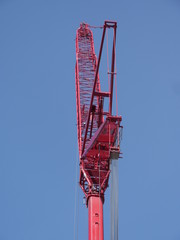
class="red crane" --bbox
[75,20,122,240]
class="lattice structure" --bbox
[75,23,100,156]
[75,21,122,240]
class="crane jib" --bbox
[75,20,122,240]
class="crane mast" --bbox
[75,20,122,240]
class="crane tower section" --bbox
[75,21,122,240]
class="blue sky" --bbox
[0,0,180,239]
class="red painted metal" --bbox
[88,196,104,240]
[75,23,100,156]
[75,20,122,240]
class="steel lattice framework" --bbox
[75,21,122,240]
[75,23,100,155]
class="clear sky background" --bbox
[0,0,180,239]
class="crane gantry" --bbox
[75,20,122,240]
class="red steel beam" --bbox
[82,21,117,154]
[82,24,106,155]
[109,22,117,115]
[88,196,104,240]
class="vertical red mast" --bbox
[75,21,122,240]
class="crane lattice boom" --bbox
[75,21,122,240]
[75,23,100,155]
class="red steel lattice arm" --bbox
[75,23,101,157]
[75,21,122,240]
